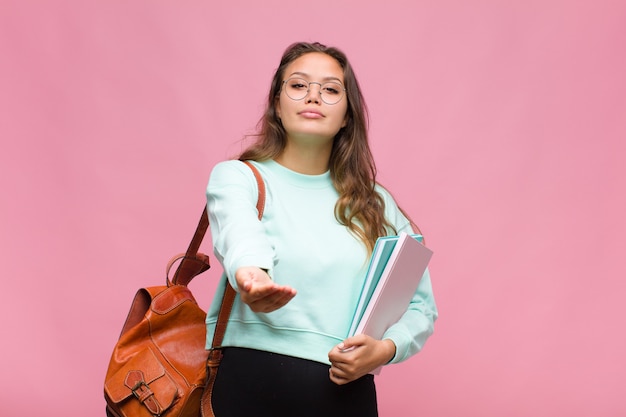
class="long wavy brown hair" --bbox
[240,41,406,253]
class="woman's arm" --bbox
[207,160,275,289]
[326,185,438,380]
[207,161,296,311]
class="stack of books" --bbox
[348,232,433,339]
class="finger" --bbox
[329,366,351,385]
[270,288,296,306]
[343,333,368,347]
[248,288,292,313]
[260,285,295,305]
[248,282,282,299]
[257,293,295,313]
[328,343,358,364]
[243,289,279,308]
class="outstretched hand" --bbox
[235,266,296,313]
[328,334,396,385]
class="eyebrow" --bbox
[287,71,344,83]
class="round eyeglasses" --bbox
[282,77,346,105]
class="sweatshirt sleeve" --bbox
[376,185,439,363]
[206,160,276,290]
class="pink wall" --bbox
[1,1,625,416]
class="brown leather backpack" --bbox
[104,161,264,417]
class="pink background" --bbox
[1,1,625,416]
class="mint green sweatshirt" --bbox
[205,159,437,366]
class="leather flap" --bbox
[151,285,197,315]
[104,347,178,408]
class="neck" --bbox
[275,140,332,175]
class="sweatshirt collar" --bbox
[262,159,332,189]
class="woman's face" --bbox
[276,52,348,147]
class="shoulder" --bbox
[374,183,396,206]
[211,159,249,177]
[210,160,257,183]
[374,183,413,233]
[208,160,261,197]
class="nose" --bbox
[305,82,322,104]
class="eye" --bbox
[287,78,308,90]
[322,83,342,95]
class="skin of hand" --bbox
[327,335,396,385]
[235,266,297,313]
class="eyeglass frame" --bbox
[281,77,347,105]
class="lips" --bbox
[298,109,324,119]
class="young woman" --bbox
[205,41,437,417]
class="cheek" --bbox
[277,95,296,119]
[339,105,348,128]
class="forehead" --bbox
[284,52,344,82]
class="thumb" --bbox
[337,338,357,352]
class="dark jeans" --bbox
[212,347,379,417]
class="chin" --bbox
[290,131,336,143]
